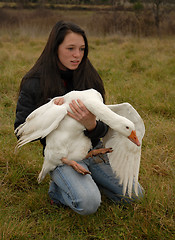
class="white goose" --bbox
[15,89,145,197]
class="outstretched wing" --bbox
[103,103,145,197]
[15,98,67,148]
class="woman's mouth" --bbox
[71,60,79,65]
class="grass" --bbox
[0,26,175,239]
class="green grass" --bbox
[0,30,175,239]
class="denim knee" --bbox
[72,190,101,215]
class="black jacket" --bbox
[14,76,108,148]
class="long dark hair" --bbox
[20,20,105,104]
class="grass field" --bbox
[0,20,175,239]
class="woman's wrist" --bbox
[85,120,97,132]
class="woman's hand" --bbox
[68,99,96,131]
[54,97,64,105]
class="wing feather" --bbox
[103,103,145,197]
[15,99,67,148]
[127,155,134,197]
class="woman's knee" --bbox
[50,165,102,215]
[71,190,101,215]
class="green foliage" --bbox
[133,2,144,11]
[130,0,139,3]
[130,0,144,11]
[0,29,175,239]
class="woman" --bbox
[15,20,144,215]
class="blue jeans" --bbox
[48,143,144,215]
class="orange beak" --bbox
[128,130,140,146]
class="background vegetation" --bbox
[0,0,175,36]
[0,5,175,240]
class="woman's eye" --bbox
[80,48,85,52]
[68,47,73,51]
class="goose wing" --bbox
[15,98,67,148]
[103,103,145,197]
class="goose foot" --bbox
[85,147,113,158]
[61,157,91,175]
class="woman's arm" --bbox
[67,99,109,145]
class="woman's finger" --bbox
[76,99,88,112]
[70,100,84,113]
[54,97,64,105]
[69,103,82,119]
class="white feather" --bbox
[103,103,145,197]
[15,89,145,197]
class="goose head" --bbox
[116,117,140,147]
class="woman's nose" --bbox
[73,49,81,57]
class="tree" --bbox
[152,0,164,32]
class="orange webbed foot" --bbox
[86,147,113,158]
[61,157,91,175]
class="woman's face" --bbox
[58,31,85,70]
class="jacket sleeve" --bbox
[14,78,41,130]
[84,120,109,147]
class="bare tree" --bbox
[152,0,164,31]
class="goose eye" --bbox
[126,126,129,129]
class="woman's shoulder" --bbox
[19,76,42,105]
[21,76,40,91]
[20,76,41,97]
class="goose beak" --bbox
[128,130,140,146]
